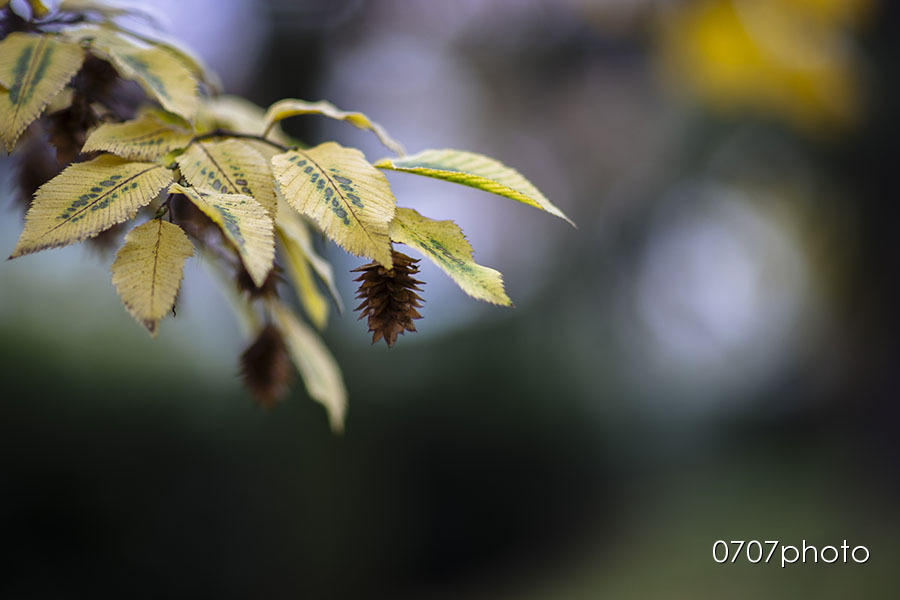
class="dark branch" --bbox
[190,130,290,152]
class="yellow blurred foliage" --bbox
[657,0,873,131]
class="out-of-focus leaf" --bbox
[10,154,173,257]
[276,204,343,312]
[199,246,261,338]
[71,25,199,120]
[272,143,396,267]
[196,96,295,159]
[197,95,265,134]
[657,0,865,130]
[113,26,221,92]
[28,0,53,18]
[111,218,193,335]
[277,227,328,330]
[59,0,167,27]
[390,207,511,306]
[263,98,404,155]
[44,87,74,114]
[375,149,572,225]
[0,33,84,151]
[170,182,274,287]
[268,299,347,432]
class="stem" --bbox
[153,195,173,219]
[190,130,290,152]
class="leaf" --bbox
[111,27,222,92]
[277,228,328,330]
[111,219,193,335]
[390,207,511,306]
[10,155,174,258]
[77,26,199,120]
[198,95,266,134]
[375,149,573,225]
[276,204,343,330]
[276,204,343,312]
[268,300,347,432]
[28,0,53,18]
[170,183,274,287]
[59,0,167,26]
[176,139,277,215]
[263,98,404,155]
[44,87,74,114]
[82,109,193,161]
[0,33,85,151]
[199,247,261,338]
[271,143,396,267]
[9,0,54,18]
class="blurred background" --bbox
[2,0,899,597]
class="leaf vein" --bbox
[41,164,163,239]
[149,218,162,315]
[197,142,239,193]
[295,149,374,245]
[12,36,48,125]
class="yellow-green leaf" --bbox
[111,219,193,335]
[197,95,261,133]
[271,143,396,267]
[0,33,84,151]
[82,109,193,161]
[268,299,347,432]
[44,87,74,114]
[10,155,173,258]
[114,27,222,92]
[390,207,511,306]
[176,139,276,215]
[170,183,274,287]
[79,26,199,121]
[28,0,53,18]
[277,228,328,330]
[263,98,404,155]
[276,204,343,312]
[276,206,343,330]
[375,149,572,225]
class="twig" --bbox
[190,130,290,152]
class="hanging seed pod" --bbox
[352,250,425,347]
[240,324,293,408]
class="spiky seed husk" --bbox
[352,250,424,347]
[240,324,293,408]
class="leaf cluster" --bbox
[1,0,570,430]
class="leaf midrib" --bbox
[148,219,162,316]
[294,149,374,246]
[196,142,240,193]
[41,164,163,238]
[12,36,48,125]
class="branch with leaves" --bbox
[0,0,571,430]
